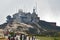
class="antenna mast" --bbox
[36,2,37,13]
[33,0,37,14]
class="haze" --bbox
[0,0,60,26]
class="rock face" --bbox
[4,9,41,34]
[4,22,34,33]
[0,9,60,35]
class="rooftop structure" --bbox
[6,9,40,24]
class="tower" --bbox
[33,8,36,13]
[32,8,37,17]
[32,1,37,16]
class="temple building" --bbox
[6,8,40,24]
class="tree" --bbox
[6,15,11,20]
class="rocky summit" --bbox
[0,9,60,35]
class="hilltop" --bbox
[0,9,60,35]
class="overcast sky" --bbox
[0,0,60,26]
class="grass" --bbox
[35,36,60,40]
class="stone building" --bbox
[6,8,40,24]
